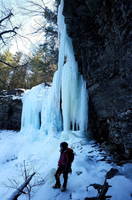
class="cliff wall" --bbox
[63,0,131,158]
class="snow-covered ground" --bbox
[0,130,132,200]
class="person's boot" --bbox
[61,186,67,192]
[52,184,61,189]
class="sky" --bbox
[0,0,55,55]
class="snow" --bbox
[108,176,132,200]
[0,130,132,200]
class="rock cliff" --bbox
[63,0,131,158]
[0,90,23,130]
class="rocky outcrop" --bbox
[0,90,23,130]
[63,0,132,158]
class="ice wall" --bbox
[21,0,88,134]
[21,84,49,130]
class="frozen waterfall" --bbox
[21,0,88,134]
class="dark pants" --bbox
[55,167,68,188]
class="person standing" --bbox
[53,142,74,192]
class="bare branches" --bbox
[21,0,57,24]
[0,27,18,37]
[5,160,45,200]
[8,172,36,200]
[0,11,13,24]
[28,0,46,11]
[20,1,45,17]
[0,8,19,47]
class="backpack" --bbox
[67,148,74,164]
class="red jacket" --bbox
[58,148,73,168]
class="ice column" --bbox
[58,0,88,132]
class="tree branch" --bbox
[0,27,18,37]
[8,172,36,200]
[0,11,13,25]
[28,0,46,10]
[0,59,17,69]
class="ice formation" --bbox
[21,0,88,134]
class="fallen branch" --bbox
[8,172,36,200]
[85,168,118,200]
[97,180,112,200]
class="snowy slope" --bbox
[0,130,132,200]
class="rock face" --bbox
[0,90,23,130]
[63,0,132,158]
